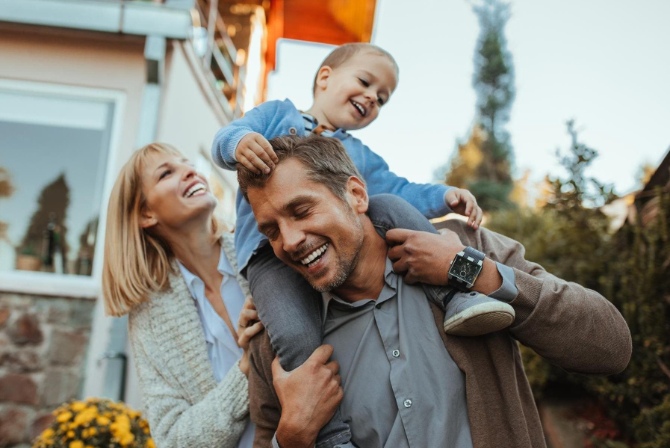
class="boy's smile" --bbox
[309,50,398,132]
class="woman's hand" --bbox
[237,296,263,375]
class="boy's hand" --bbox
[445,188,483,229]
[235,132,279,174]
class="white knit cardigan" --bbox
[128,233,252,448]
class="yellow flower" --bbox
[57,411,73,423]
[69,441,84,448]
[70,401,86,412]
[146,438,156,448]
[96,416,110,426]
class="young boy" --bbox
[212,43,515,447]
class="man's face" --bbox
[247,158,367,292]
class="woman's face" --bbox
[139,151,216,235]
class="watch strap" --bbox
[463,246,485,263]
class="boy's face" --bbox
[313,51,398,131]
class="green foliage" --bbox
[470,0,516,209]
[443,0,516,210]
[487,122,670,446]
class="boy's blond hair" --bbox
[312,43,399,94]
[102,143,222,316]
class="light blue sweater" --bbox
[211,99,452,270]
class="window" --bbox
[0,80,123,296]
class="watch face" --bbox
[451,257,481,284]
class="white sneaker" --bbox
[443,291,515,336]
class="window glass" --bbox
[0,86,113,276]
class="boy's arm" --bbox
[211,100,291,170]
[352,140,453,219]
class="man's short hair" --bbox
[237,134,365,202]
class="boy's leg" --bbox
[367,194,514,336]
[246,244,352,447]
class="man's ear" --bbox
[347,176,369,214]
[139,207,158,229]
[314,66,332,91]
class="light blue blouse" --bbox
[178,245,255,448]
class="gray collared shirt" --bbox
[320,258,478,448]
[271,258,517,448]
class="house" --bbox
[634,146,670,226]
[0,0,376,444]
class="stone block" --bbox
[30,412,55,441]
[0,374,38,405]
[69,301,95,329]
[7,313,43,346]
[0,407,28,447]
[2,350,43,372]
[42,369,80,408]
[45,299,70,325]
[0,308,10,327]
[48,330,87,366]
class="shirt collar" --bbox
[177,243,235,301]
[321,258,398,322]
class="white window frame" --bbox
[0,79,125,299]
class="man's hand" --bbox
[445,188,483,229]
[386,228,465,285]
[274,345,343,448]
[235,132,279,174]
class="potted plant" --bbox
[15,243,41,271]
[32,398,155,448]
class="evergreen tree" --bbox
[19,173,70,269]
[446,0,516,210]
[0,167,13,242]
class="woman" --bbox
[102,142,263,447]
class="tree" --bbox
[445,0,516,210]
[0,166,14,242]
[18,173,70,270]
[488,122,670,446]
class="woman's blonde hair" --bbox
[102,142,222,316]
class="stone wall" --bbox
[0,293,95,447]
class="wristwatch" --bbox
[448,246,485,291]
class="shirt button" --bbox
[288,127,297,135]
[392,349,400,358]
[403,399,412,408]
[375,303,382,309]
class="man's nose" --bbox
[280,224,305,254]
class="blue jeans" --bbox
[246,194,439,448]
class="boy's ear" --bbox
[346,176,369,214]
[140,207,158,229]
[314,66,332,91]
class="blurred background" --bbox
[0,0,668,446]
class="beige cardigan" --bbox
[247,220,632,448]
[128,233,252,448]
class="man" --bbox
[238,134,631,448]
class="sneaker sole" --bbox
[443,302,515,336]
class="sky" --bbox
[266,0,670,197]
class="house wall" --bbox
[0,24,242,447]
[0,25,147,447]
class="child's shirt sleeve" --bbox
[354,141,454,219]
[210,100,286,170]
